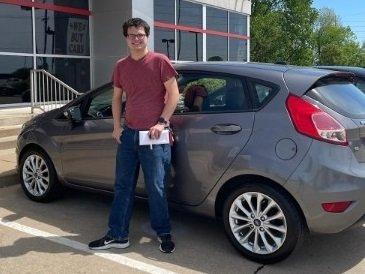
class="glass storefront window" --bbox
[176,0,202,27]
[154,0,175,23]
[155,29,175,60]
[35,9,90,56]
[207,36,227,61]
[229,12,247,35]
[0,55,33,104]
[206,7,228,32]
[177,31,202,61]
[0,4,33,53]
[229,39,247,61]
[35,0,89,9]
[37,57,90,92]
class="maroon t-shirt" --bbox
[112,51,177,130]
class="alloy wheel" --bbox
[22,154,50,197]
[229,192,287,255]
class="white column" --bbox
[88,0,94,88]
[247,14,250,62]
[202,5,206,62]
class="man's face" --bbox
[126,26,148,51]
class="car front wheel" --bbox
[223,183,304,264]
[19,149,61,202]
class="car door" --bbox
[61,85,119,189]
[167,71,255,205]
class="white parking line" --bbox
[0,218,176,274]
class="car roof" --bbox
[316,66,365,78]
[174,62,354,96]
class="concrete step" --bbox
[0,135,17,150]
[0,125,22,138]
[0,115,32,127]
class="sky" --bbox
[312,0,365,45]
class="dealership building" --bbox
[0,0,251,107]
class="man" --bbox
[89,18,179,253]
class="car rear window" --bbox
[356,78,365,93]
[307,82,365,118]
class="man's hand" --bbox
[112,126,123,144]
[149,124,165,139]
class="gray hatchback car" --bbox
[17,62,365,264]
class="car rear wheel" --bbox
[19,149,61,202]
[223,183,304,264]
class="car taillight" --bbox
[286,95,348,146]
[322,201,352,213]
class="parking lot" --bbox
[0,183,364,274]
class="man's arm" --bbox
[149,76,179,139]
[112,86,124,144]
[161,76,179,121]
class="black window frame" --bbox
[246,78,280,111]
[175,70,253,115]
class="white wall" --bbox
[132,0,154,50]
[90,0,132,88]
[193,0,251,14]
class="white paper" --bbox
[139,130,170,146]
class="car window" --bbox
[356,79,365,93]
[307,82,365,119]
[248,80,278,109]
[87,87,113,119]
[176,73,250,113]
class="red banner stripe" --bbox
[0,0,91,16]
[154,21,249,40]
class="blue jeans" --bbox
[107,126,171,240]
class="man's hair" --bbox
[123,18,150,37]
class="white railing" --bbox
[30,69,82,113]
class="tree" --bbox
[313,8,365,66]
[251,0,317,65]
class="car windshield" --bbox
[307,82,365,119]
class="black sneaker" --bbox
[88,235,130,250]
[157,234,175,253]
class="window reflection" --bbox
[207,36,227,61]
[154,0,175,23]
[0,56,32,104]
[37,57,90,92]
[206,7,227,32]
[176,0,202,27]
[229,12,247,35]
[177,31,202,61]
[229,39,247,61]
[35,9,90,56]
[36,0,89,9]
[0,4,33,53]
[177,73,249,113]
[155,29,175,60]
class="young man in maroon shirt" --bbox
[89,18,179,253]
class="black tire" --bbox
[19,149,62,202]
[222,183,304,264]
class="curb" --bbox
[0,169,19,188]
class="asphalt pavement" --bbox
[0,182,364,274]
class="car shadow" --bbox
[0,185,364,274]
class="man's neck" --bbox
[130,48,149,61]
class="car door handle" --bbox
[211,124,242,135]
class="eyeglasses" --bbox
[127,33,147,39]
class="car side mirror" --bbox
[65,106,82,124]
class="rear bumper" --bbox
[288,141,365,234]
[351,214,365,229]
